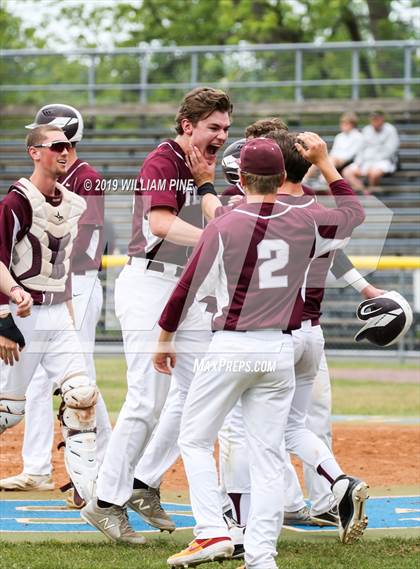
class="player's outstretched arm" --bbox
[330,250,386,299]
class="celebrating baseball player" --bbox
[217,124,384,540]
[0,105,112,508]
[152,136,366,568]
[0,125,98,504]
[81,87,232,543]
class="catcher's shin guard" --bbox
[58,374,98,501]
[0,397,25,434]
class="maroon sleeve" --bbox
[159,223,221,332]
[73,169,105,227]
[0,193,31,304]
[311,178,365,245]
[138,155,180,216]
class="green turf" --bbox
[331,379,420,416]
[1,537,419,569]
[92,356,420,416]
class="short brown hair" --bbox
[26,125,63,148]
[340,112,358,127]
[266,130,311,183]
[175,87,233,134]
[245,117,288,139]
[241,172,283,195]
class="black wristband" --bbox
[0,314,25,348]
[197,182,217,197]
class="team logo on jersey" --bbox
[54,211,64,222]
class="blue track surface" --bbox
[0,496,419,533]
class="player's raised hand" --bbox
[186,145,216,187]
[295,132,329,165]
[10,286,32,318]
[228,195,244,207]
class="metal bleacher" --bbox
[0,116,418,351]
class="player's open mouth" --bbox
[57,159,67,165]
[206,144,219,156]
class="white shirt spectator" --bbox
[355,122,400,174]
[330,128,364,162]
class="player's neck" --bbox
[66,148,78,169]
[246,193,277,204]
[29,170,58,197]
[280,181,304,196]
[174,134,189,155]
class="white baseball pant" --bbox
[179,330,295,569]
[219,321,335,518]
[21,273,111,476]
[96,259,210,506]
[0,303,89,405]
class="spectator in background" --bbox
[304,112,363,187]
[343,110,400,194]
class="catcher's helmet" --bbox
[354,290,413,347]
[25,104,84,143]
[222,138,246,184]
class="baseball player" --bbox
[0,125,98,504]
[218,124,384,531]
[153,136,366,568]
[0,105,112,508]
[213,131,374,549]
[81,87,232,543]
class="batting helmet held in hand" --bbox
[354,290,413,347]
[222,138,246,184]
[26,104,84,143]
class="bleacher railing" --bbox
[1,40,419,105]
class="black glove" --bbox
[0,314,25,349]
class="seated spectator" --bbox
[330,112,364,170]
[304,112,363,187]
[342,110,400,194]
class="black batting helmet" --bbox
[25,104,84,143]
[222,138,246,184]
[354,291,413,347]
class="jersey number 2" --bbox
[258,239,289,289]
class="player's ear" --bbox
[181,118,194,136]
[27,146,41,161]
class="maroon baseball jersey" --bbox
[159,184,364,332]
[59,159,104,273]
[219,183,334,323]
[128,140,200,266]
[0,187,70,305]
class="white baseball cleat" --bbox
[81,499,146,544]
[167,537,234,567]
[331,475,369,544]
[0,472,54,491]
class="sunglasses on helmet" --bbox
[31,140,71,153]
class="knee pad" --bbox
[0,397,25,434]
[57,373,98,502]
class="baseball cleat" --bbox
[283,505,317,526]
[127,487,176,532]
[80,499,146,544]
[223,511,245,559]
[167,537,234,567]
[310,505,339,527]
[331,475,369,544]
[0,472,54,491]
[65,485,86,509]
